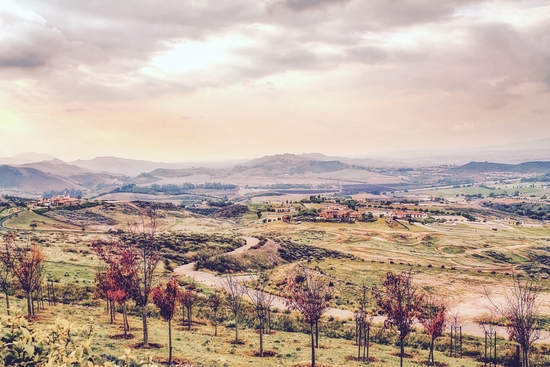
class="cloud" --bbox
[279,0,352,12]
[0,0,549,113]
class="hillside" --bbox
[70,156,186,176]
[0,165,82,193]
[149,167,223,178]
[230,154,350,176]
[454,161,550,173]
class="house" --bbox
[320,208,362,220]
[390,211,428,220]
[40,195,80,207]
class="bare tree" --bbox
[221,274,246,344]
[0,233,16,315]
[373,271,423,367]
[128,208,160,348]
[354,285,374,361]
[476,311,498,367]
[448,310,463,358]
[484,276,542,367]
[285,266,330,367]
[245,272,276,357]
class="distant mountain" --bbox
[0,152,57,165]
[299,153,393,167]
[20,159,91,176]
[230,153,350,176]
[454,161,550,174]
[149,167,224,178]
[70,157,186,176]
[490,137,550,151]
[370,137,550,165]
[0,165,82,193]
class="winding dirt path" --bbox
[173,236,550,342]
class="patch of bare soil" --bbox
[251,350,278,357]
[417,361,449,367]
[154,356,196,366]
[293,362,333,367]
[109,333,135,340]
[130,342,163,349]
[345,356,379,362]
[390,352,416,358]
[228,339,246,345]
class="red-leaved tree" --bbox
[92,239,139,338]
[152,277,182,365]
[419,295,447,365]
[207,292,223,336]
[285,267,330,367]
[373,271,423,367]
[181,284,199,331]
[12,243,45,317]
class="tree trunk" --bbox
[357,323,362,359]
[315,319,319,348]
[168,319,173,366]
[122,304,128,337]
[400,337,404,367]
[4,291,9,316]
[259,317,264,357]
[181,304,187,326]
[310,323,316,367]
[214,310,218,336]
[187,306,192,331]
[235,315,239,344]
[366,325,370,359]
[450,327,454,357]
[26,292,32,316]
[142,304,149,347]
[430,337,435,365]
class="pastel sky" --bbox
[0,0,549,162]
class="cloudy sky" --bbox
[0,0,549,162]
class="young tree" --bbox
[373,271,423,367]
[0,233,16,315]
[152,277,181,366]
[485,275,542,367]
[92,239,139,334]
[181,284,199,330]
[93,268,116,324]
[12,244,45,316]
[128,209,160,348]
[285,267,330,367]
[221,274,246,344]
[93,208,159,348]
[207,292,223,336]
[245,272,276,357]
[354,285,374,361]
[419,295,447,365]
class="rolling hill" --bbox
[0,165,83,193]
[454,161,550,174]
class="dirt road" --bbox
[174,236,550,342]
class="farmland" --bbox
[1,195,550,366]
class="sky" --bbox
[0,0,549,162]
